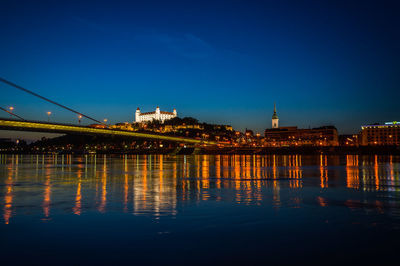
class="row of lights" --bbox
[7,106,108,125]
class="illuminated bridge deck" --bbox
[0,118,217,145]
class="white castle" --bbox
[135,106,177,123]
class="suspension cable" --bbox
[0,77,105,125]
[0,106,25,120]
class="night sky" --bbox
[1,0,399,139]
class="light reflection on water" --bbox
[1,154,400,224]
[2,153,400,265]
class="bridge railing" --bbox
[0,117,95,128]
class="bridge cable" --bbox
[0,77,105,125]
[0,106,26,120]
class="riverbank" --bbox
[1,146,400,155]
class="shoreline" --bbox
[1,146,400,155]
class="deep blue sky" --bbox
[1,0,399,138]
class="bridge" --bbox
[0,118,217,145]
[0,78,218,146]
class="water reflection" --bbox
[98,155,107,213]
[348,155,400,191]
[320,154,328,188]
[3,156,13,224]
[1,154,400,223]
[346,155,359,189]
[73,163,82,216]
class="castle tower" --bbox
[173,108,177,117]
[135,107,141,122]
[155,106,160,120]
[272,103,279,128]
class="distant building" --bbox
[135,107,177,123]
[161,124,204,133]
[265,104,338,146]
[272,103,279,129]
[245,129,254,137]
[111,122,134,131]
[360,121,400,146]
[264,126,339,146]
[211,125,233,131]
[339,134,360,146]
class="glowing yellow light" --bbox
[0,119,218,145]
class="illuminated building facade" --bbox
[360,121,400,146]
[135,106,177,123]
[264,126,339,146]
[339,134,360,146]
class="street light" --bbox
[78,115,82,124]
[8,106,14,118]
[47,111,51,122]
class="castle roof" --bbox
[139,111,175,116]
[140,111,155,115]
[161,111,174,115]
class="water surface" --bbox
[1,154,400,265]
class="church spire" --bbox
[272,103,278,119]
[272,103,279,128]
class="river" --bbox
[1,154,399,265]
